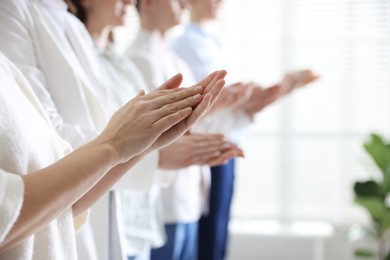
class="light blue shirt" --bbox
[172,23,226,82]
[172,23,249,143]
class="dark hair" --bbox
[68,0,88,23]
[135,0,141,12]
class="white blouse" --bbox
[98,48,164,257]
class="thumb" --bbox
[137,89,146,96]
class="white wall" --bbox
[227,227,374,260]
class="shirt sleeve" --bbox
[0,170,24,244]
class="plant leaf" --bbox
[364,134,390,194]
[354,181,381,197]
[355,196,386,222]
[354,248,376,257]
[381,211,390,235]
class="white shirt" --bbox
[128,29,207,223]
[98,48,164,257]
[0,52,75,260]
[127,29,251,223]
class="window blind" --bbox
[115,0,390,224]
[227,0,390,224]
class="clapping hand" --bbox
[159,133,244,169]
[281,69,319,95]
[97,70,227,163]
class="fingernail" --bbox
[194,85,203,92]
[192,94,202,101]
[213,151,221,156]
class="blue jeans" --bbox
[151,222,198,260]
[198,159,235,260]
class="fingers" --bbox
[193,70,220,89]
[190,138,244,165]
[203,70,227,99]
[255,85,281,108]
[146,72,227,147]
[184,93,213,127]
[150,93,202,119]
[241,85,282,115]
[297,70,319,86]
[206,148,245,166]
[156,93,213,143]
[190,133,225,142]
[191,141,235,157]
[264,84,283,97]
[145,85,204,109]
[152,107,193,134]
[156,73,183,90]
[282,69,319,93]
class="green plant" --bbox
[353,134,390,260]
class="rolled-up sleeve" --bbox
[0,170,24,243]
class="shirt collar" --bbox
[39,0,69,32]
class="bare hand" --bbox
[208,82,254,114]
[281,69,319,95]
[240,84,282,117]
[149,70,227,151]
[96,76,208,162]
[158,133,244,170]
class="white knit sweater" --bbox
[0,53,76,259]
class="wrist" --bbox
[242,106,255,118]
[88,136,124,165]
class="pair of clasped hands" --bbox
[98,70,244,168]
[209,69,319,118]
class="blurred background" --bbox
[114,0,390,259]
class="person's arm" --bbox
[0,79,205,252]
[0,70,226,252]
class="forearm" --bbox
[0,141,119,252]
